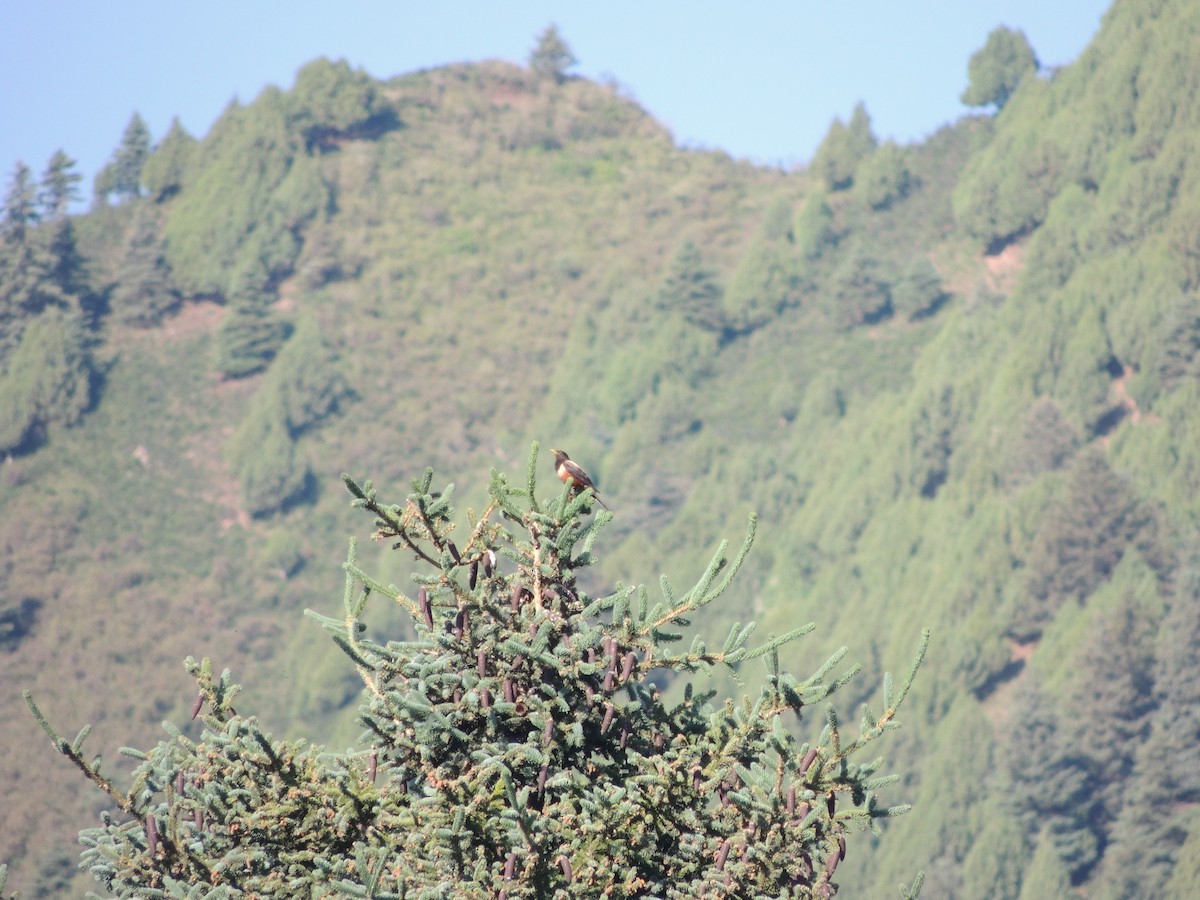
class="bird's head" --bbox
[551,448,569,465]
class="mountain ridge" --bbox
[3,2,1200,894]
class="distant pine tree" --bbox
[110,204,178,327]
[0,308,93,454]
[1017,448,1148,639]
[93,112,153,206]
[27,444,928,897]
[213,302,292,379]
[529,25,577,84]
[141,118,197,201]
[289,57,393,148]
[37,150,82,220]
[658,239,726,334]
[961,27,1039,110]
[811,103,877,192]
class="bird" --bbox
[551,448,610,510]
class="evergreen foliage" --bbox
[227,314,350,515]
[959,808,1026,900]
[1008,397,1079,483]
[811,103,876,192]
[1003,676,1097,883]
[8,2,1200,893]
[657,239,726,334]
[213,302,292,379]
[1096,553,1200,895]
[1164,824,1200,900]
[0,308,93,453]
[227,401,309,517]
[0,162,46,359]
[856,141,915,212]
[792,190,838,261]
[1016,828,1071,899]
[1158,297,1200,390]
[163,89,329,300]
[289,57,393,148]
[109,203,178,326]
[1016,449,1150,639]
[529,25,578,83]
[38,149,82,219]
[960,27,1039,110]
[0,159,95,451]
[722,215,802,337]
[27,446,928,897]
[95,112,152,203]
[141,118,197,201]
[889,257,945,321]
[828,241,891,327]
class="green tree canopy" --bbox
[226,313,351,515]
[1017,449,1150,640]
[213,303,292,379]
[141,117,197,201]
[0,308,93,454]
[109,205,177,327]
[1,161,38,240]
[37,150,81,219]
[26,448,929,897]
[1,162,87,361]
[811,102,877,192]
[829,241,891,327]
[529,24,577,83]
[857,141,914,211]
[890,257,945,321]
[793,189,838,261]
[289,57,392,147]
[961,26,1039,110]
[97,112,152,202]
[722,233,802,336]
[657,239,725,333]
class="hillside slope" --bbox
[3,1,1200,895]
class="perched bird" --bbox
[551,448,610,510]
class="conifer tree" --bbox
[213,302,292,378]
[0,162,42,360]
[829,241,891,328]
[110,204,178,326]
[0,307,93,453]
[529,25,577,84]
[141,118,197,201]
[657,239,726,334]
[112,112,152,199]
[289,57,391,148]
[961,27,1039,111]
[1,161,39,239]
[94,113,152,204]
[1003,675,1097,885]
[26,444,927,897]
[890,258,945,322]
[1,162,91,363]
[721,200,805,338]
[811,103,877,192]
[38,150,82,219]
[1017,448,1149,640]
[1007,396,1078,484]
[792,190,838,262]
[1016,828,1071,899]
[856,141,914,212]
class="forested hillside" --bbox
[3,0,1200,895]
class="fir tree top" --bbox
[24,443,927,898]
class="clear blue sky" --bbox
[2,1,1109,196]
